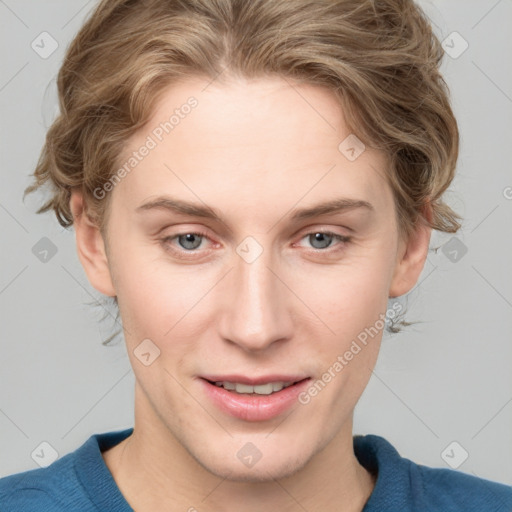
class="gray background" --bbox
[1,0,511,485]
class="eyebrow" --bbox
[136,196,374,223]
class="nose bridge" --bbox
[220,235,291,351]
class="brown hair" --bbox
[24,0,461,337]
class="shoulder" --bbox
[354,434,512,512]
[411,460,512,511]
[0,428,134,512]
[0,454,81,511]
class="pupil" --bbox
[180,233,201,250]
[311,232,331,249]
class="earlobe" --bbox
[388,207,432,299]
[70,190,116,297]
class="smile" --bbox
[200,376,311,421]
[212,381,295,394]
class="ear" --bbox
[70,190,116,297]
[388,204,432,298]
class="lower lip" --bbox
[200,378,311,422]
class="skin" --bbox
[70,75,431,512]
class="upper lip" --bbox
[201,375,310,386]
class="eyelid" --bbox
[161,229,213,249]
[294,229,352,250]
[160,227,351,257]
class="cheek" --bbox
[111,227,397,352]
[111,244,218,349]
[295,249,395,339]
[289,241,395,406]
[297,262,390,419]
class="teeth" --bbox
[252,383,274,394]
[214,381,294,395]
[236,383,257,394]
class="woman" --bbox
[1,0,511,510]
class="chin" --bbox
[188,442,314,483]
[205,457,309,483]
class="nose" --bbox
[218,242,293,352]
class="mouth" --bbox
[199,376,311,421]
[208,379,302,394]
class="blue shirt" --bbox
[1,428,511,511]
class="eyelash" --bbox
[160,229,352,258]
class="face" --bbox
[74,75,429,482]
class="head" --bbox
[26,0,461,481]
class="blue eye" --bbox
[161,231,209,252]
[299,231,351,251]
[160,229,351,259]
[176,233,204,250]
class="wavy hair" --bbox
[24,0,462,338]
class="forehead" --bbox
[144,76,351,157]
[111,76,391,219]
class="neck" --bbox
[103,384,375,512]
